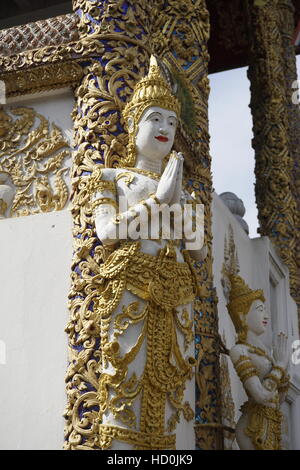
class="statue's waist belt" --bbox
[100,241,197,308]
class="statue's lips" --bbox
[155,136,169,142]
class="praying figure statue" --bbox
[227,273,290,450]
[88,56,206,450]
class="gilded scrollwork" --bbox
[0,106,70,218]
[0,31,150,98]
[220,353,236,450]
[149,0,210,69]
[3,62,83,98]
[95,238,197,448]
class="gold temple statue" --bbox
[88,56,206,450]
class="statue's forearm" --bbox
[94,196,158,245]
[244,375,275,405]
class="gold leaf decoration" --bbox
[0,106,70,218]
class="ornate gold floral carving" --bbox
[0,33,152,73]
[99,423,176,450]
[0,106,70,218]
[0,24,152,97]
[3,62,83,98]
[187,153,223,447]
[220,351,236,450]
[149,0,210,69]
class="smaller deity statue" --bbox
[227,273,290,450]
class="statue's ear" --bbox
[127,117,135,133]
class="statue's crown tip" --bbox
[149,55,158,68]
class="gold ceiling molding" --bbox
[0,34,151,72]
[3,62,84,98]
[0,34,151,98]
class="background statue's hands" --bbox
[273,332,289,369]
[244,375,277,406]
[155,152,181,204]
[254,386,277,406]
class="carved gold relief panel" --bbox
[0,106,71,218]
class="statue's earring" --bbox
[126,116,137,167]
[127,117,135,134]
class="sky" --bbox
[208,56,300,238]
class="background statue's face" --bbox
[246,299,269,336]
[134,106,177,161]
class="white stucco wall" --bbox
[0,210,73,450]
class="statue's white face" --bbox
[246,299,269,336]
[134,106,177,162]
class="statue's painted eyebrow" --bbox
[145,111,162,120]
[145,112,177,121]
[256,305,264,310]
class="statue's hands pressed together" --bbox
[155,151,183,205]
[169,151,184,205]
[252,384,276,407]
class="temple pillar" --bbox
[277,0,300,319]
[247,0,300,330]
[64,0,222,450]
[64,0,150,450]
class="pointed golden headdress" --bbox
[227,273,265,341]
[122,55,181,167]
